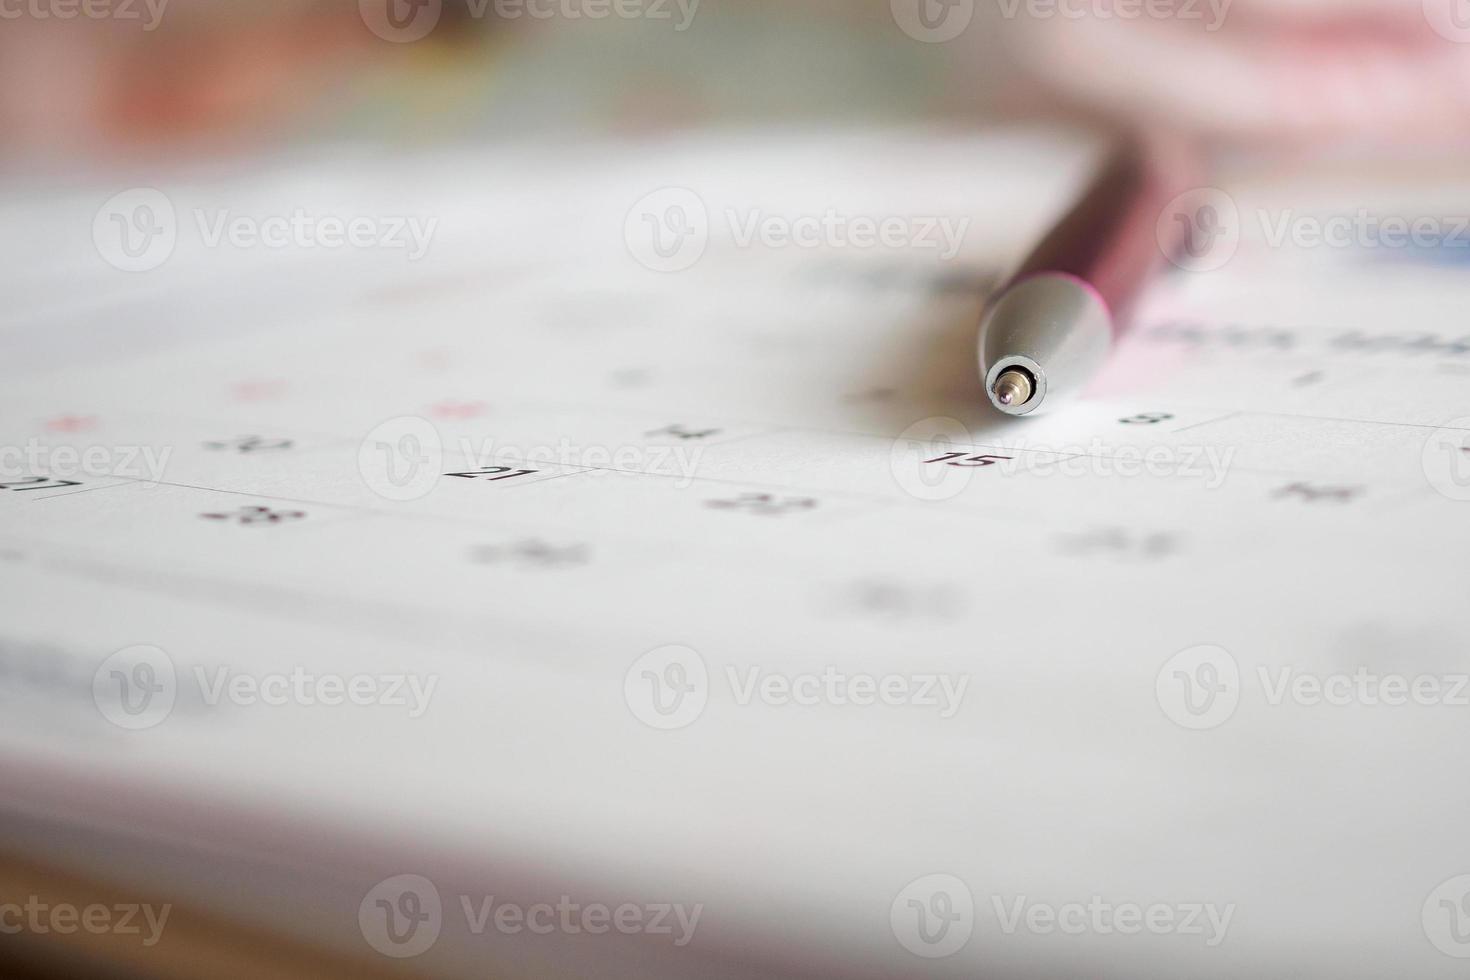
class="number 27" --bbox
[0,477,81,491]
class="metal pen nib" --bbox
[992,368,1034,408]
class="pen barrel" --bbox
[1013,139,1190,326]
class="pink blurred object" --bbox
[1016,0,1470,145]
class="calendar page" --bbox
[1,130,1469,979]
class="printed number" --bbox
[0,478,82,492]
[1120,413,1174,425]
[204,436,294,453]
[706,493,817,516]
[471,540,590,569]
[446,467,539,482]
[1274,482,1362,504]
[201,506,306,526]
[924,453,1013,468]
[1060,527,1180,561]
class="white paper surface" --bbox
[1,130,1468,979]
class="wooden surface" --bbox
[0,853,425,980]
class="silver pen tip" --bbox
[992,369,1034,409]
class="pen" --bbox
[978,138,1196,415]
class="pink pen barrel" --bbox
[1014,138,1197,327]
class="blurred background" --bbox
[6,0,1470,169]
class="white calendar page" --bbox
[1,131,1469,979]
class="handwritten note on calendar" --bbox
[1,131,1469,979]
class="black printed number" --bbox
[0,478,81,492]
[446,467,539,482]
[924,453,1013,468]
[706,493,818,516]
